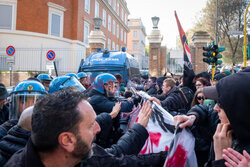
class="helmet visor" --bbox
[62,77,86,92]
[10,92,45,119]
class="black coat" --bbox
[87,89,133,115]
[0,125,30,166]
[155,86,188,115]
[96,112,149,155]
[146,85,157,95]
[0,119,18,140]
[5,139,168,167]
[0,105,9,125]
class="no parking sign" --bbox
[46,50,56,61]
[6,46,15,56]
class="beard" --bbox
[72,134,93,160]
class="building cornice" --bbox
[99,0,129,32]
[0,29,87,47]
[47,2,67,12]
[119,0,130,15]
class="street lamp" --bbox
[93,17,102,30]
[151,16,160,29]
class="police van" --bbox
[78,48,140,84]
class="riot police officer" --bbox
[87,73,135,147]
[37,73,52,92]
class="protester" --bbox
[195,77,211,90]
[155,77,166,94]
[150,78,188,115]
[0,84,9,125]
[174,68,250,166]
[5,89,168,167]
[223,148,250,167]
[0,106,33,166]
[213,73,226,85]
[191,89,205,107]
[145,77,157,95]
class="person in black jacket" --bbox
[174,68,250,167]
[150,78,188,115]
[145,77,157,95]
[0,106,33,166]
[0,84,9,125]
[5,89,168,167]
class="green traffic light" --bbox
[216,60,222,65]
[216,54,222,59]
[218,47,226,52]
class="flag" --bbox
[127,93,197,166]
[175,11,196,89]
[174,11,192,64]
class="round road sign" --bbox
[46,50,56,61]
[6,46,15,56]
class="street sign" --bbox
[228,30,243,36]
[46,50,56,61]
[6,46,15,56]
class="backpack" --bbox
[179,86,194,110]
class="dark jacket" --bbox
[87,89,133,115]
[0,105,9,125]
[5,139,168,167]
[146,84,157,95]
[0,119,18,140]
[155,86,188,115]
[0,125,30,166]
[96,112,149,155]
[187,68,250,167]
[81,144,168,167]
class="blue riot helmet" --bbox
[37,73,52,92]
[65,73,79,79]
[9,80,47,120]
[93,73,117,94]
[37,73,51,81]
[49,76,86,94]
[77,72,88,79]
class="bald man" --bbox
[0,106,33,166]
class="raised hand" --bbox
[223,148,250,167]
[213,123,232,160]
[110,102,121,119]
[137,101,152,128]
[173,115,196,129]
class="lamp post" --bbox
[93,17,102,30]
[151,16,160,29]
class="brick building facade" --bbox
[0,0,129,74]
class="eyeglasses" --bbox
[197,96,205,100]
[195,84,202,87]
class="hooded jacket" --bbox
[187,68,250,167]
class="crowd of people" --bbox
[0,66,249,167]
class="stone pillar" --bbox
[191,31,211,74]
[148,29,165,77]
[87,30,106,58]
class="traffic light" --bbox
[213,45,225,65]
[202,43,225,65]
[202,44,215,64]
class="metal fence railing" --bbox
[0,47,86,73]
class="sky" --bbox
[126,0,208,49]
